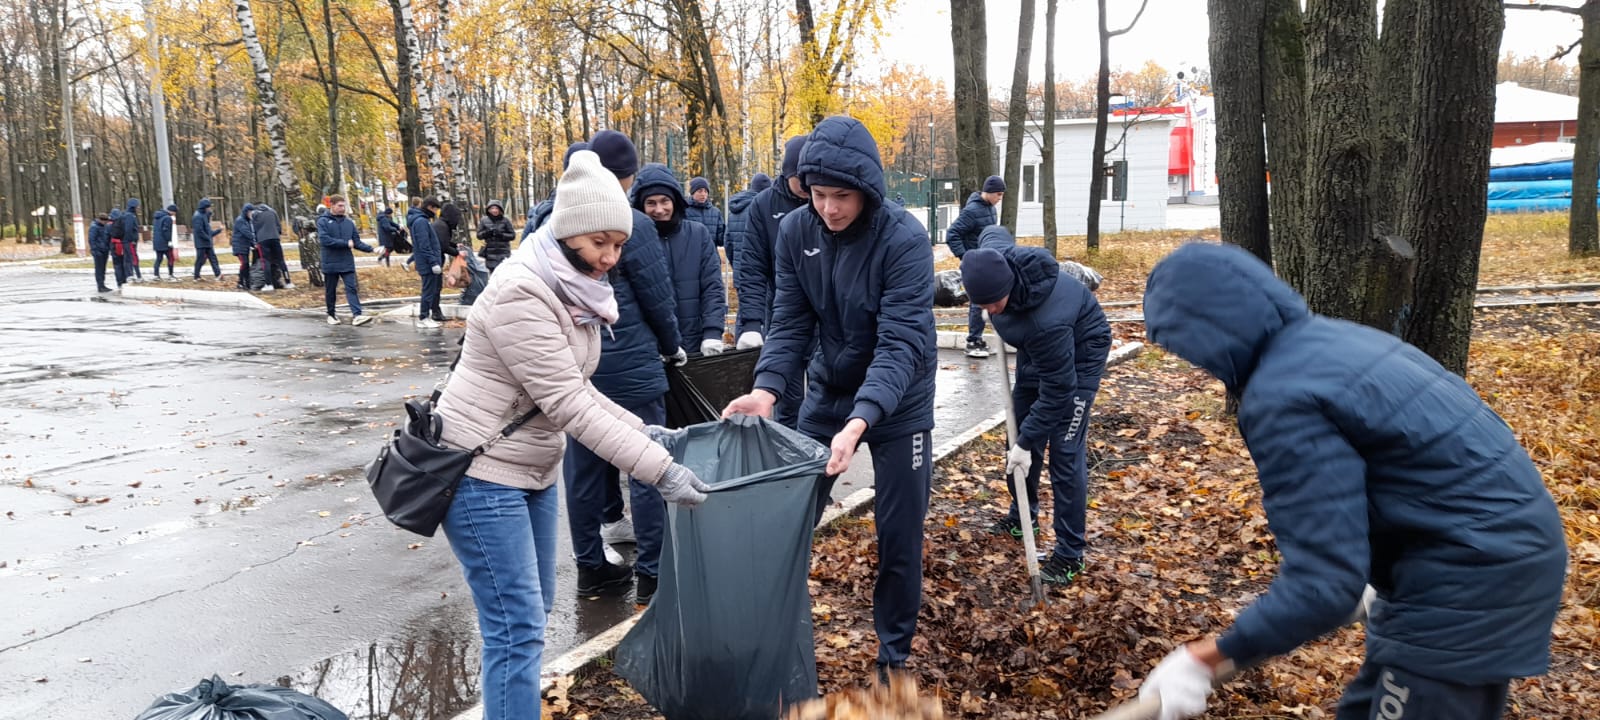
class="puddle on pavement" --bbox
[285,608,482,720]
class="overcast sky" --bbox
[866,1,1586,93]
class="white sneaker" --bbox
[284,283,296,290]
[326,315,340,325]
[601,517,636,545]
[352,315,373,327]
[603,544,626,566]
[424,317,441,329]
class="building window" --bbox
[1022,165,1037,203]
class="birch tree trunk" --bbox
[436,0,469,203]
[234,0,309,218]
[396,0,448,197]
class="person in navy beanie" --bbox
[724,172,770,277]
[722,116,937,680]
[960,240,1110,583]
[684,176,726,248]
[946,175,1005,358]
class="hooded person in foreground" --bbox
[1133,242,1566,720]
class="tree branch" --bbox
[297,72,401,110]
[336,4,399,95]
[72,50,138,83]
[1503,2,1583,14]
[1108,0,1151,36]
[1552,36,1584,60]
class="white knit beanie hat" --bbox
[549,151,634,241]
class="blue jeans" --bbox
[563,397,666,576]
[442,476,558,720]
[324,271,362,317]
[1007,383,1098,563]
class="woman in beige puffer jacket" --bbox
[432,150,709,720]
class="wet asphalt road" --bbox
[0,266,1006,719]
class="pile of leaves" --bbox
[555,312,1600,719]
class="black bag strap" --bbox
[430,336,469,404]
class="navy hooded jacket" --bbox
[89,219,111,253]
[191,200,217,249]
[1144,242,1567,684]
[589,208,683,407]
[985,243,1111,452]
[251,204,282,243]
[111,199,141,246]
[317,212,373,273]
[945,192,996,258]
[632,164,727,347]
[684,198,725,248]
[732,176,809,336]
[377,210,401,249]
[408,206,443,273]
[528,196,554,237]
[753,116,937,442]
[152,208,175,252]
[231,205,257,255]
[724,188,758,275]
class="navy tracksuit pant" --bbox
[1336,662,1508,720]
[810,424,932,667]
[772,338,817,430]
[564,398,666,577]
[1006,383,1098,564]
[92,249,110,289]
[419,273,443,319]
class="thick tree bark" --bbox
[1087,0,1111,250]
[1572,1,1600,256]
[321,0,343,196]
[437,0,469,203]
[1400,0,1504,374]
[1262,0,1306,281]
[1000,0,1036,234]
[1042,0,1059,255]
[1206,0,1271,263]
[234,0,309,219]
[950,0,995,200]
[387,0,422,198]
[395,0,447,196]
[1371,0,1417,230]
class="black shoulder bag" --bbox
[365,339,541,536]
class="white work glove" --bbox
[431,264,442,275]
[1137,646,1214,720]
[735,331,764,350]
[1359,584,1378,622]
[656,463,711,507]
[663,348,689,367]
[700,338,724,356]
[1005,444,1033,479]
[642,424,683,447]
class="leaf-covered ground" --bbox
[552,306,1599,719]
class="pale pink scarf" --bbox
[520,226,619,327]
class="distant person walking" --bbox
[191,199,222,280]
[409,197,445,328]
[232,204,257,290]
[945,175,1006,358]
[151,204,177,280]
[376,206,402,267]
[89,213,113,293]
[111,199,144,285]
[252,203,292,290]
[317,195,376,326]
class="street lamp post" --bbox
[1108,92,1131,233]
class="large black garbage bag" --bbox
[615,415,829,720]
[663,347,760,428]
[934,268,967,306]
[134,675,347,720]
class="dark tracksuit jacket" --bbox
[632,164,727,351]
[723,188,758,276]
[946,192,997,342]
[408,207,444,319]
[1144,242,1567,691]
[152,210,174,253]
[985,239,1111,562]
[684,198,725,248]
[752,116,937,667]
[318,212,373,316]
[377,212,401,249]
[191,204,217,249]
[732,175,811,427]
[231,209,257,257]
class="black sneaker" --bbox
[635,572,658,606]
[990,517,1042,541]
[1039,555,1086,586]
[965,338,992,358]
[874,661,907,687]
[576,561,633,595]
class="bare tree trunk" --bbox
[437,0,469,203]
[395,0,447,196]
[1207,0,1270,262]
[1042,0,1059,255]
[1087,0,1113,250]
[1371,0,1417,230]
[999,0,1036,233]
[1400,0,1504,374]
[234,0,309,218]
[1572,2,1600,256]
[1262,0,1307,281]
[321,0,343,196]
[950,0,995,200]
[387,0,422,195]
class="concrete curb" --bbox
[446,341,1146,718]
[117,284,274,310]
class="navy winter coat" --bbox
[528,197,554,237]
[732,176,808,336]
[408,207,443,274]
[88,220,111,253]
[377,211,401,249]
[632,164,727,346]
[231,206,257,255]
[191,200,217,249]
[152,209,174,252]
[1144,242,1567,684]
[589,209,682,407]
[684,198,725,247]
[724,188,758,274]
[317,213,373,273]
[111,199,142,246]
[753,116,937,442]
[986,244,1111,451]
[945,192,996,257]
[252,205,282,243]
